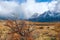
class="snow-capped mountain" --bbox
[0,15,15,20]
[0,12,25,20]
[30,13,39,19]
[28,11,60,22]
[0,10,60,22]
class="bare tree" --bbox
[5,11,34,40]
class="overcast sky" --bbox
[0,0,60,19]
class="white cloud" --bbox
[0,0,17,1]
[0,1,21,18]
[48,1,57,12]
[0,0,60,19]
[0,0,27,19]
[54,0,60,13]
[21,0,60,18]
[21,0,49,18]
[0,1,18,13]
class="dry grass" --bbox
[0,20,60,40]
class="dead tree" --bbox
[4,12,34,40]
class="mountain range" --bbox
[28,11,60,22]
[0,10,60,22]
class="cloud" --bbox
[21,0,49,18]
[0,0,60,19]
[54,0,60,13]
[0,0,26,3]
[0,0,27,19]
[48,0,57,12]
[22,0,57,18]
[0,1,18,13]
[0,1,22,19]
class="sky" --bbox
[36,0,52,2]
[0,0,60,19]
